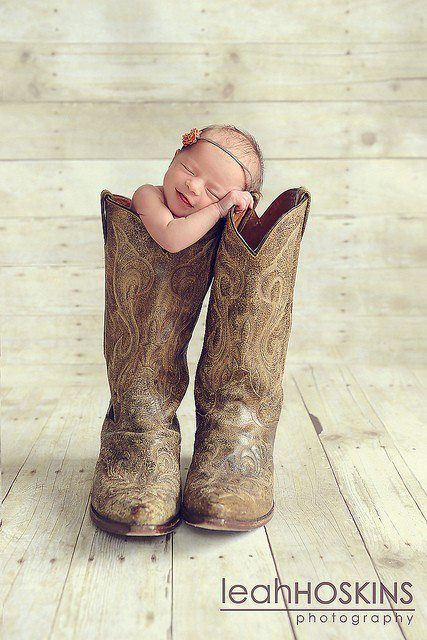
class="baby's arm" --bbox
[131,185,223,253]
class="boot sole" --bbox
[90,503,180,537]
[181,504,274,532]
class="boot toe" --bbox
[183,485,271,524]
[91,484,180,526]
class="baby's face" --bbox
[163,140,246,217]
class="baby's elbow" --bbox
[165,243,183,254]
[162,233,185,254]
[158,237,181,254]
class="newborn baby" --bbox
[131,124,264,253]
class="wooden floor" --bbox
[1,361,426,639]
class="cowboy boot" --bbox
[182,187,311,531]
[90,190,223,536]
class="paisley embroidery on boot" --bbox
[224,444,262,476]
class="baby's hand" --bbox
[217,190,254,218]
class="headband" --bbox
[181,127,255,192]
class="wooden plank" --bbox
[2,315,426,367]
[2,364,106,388]
[0,387,99,636]
[1,102,425,160]
[1,159,425,218]
[49,514,173,639]
[0,387,13,401]
[293,364,426,638]
[410,367,427,386]
[2,265,425,316]
[1,1,423,43]
[1,386,60,499]
[265,376,402,638]
[172,527,293,639]
[2,42,425,102]
[0,386,173,639]
[349,366,426,491]
[1,214,425,268]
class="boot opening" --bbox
[236,188,306,251]
[111,194,133,210]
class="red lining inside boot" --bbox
[236,188,303,251]
[111,194,133,210]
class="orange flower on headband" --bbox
[182,127,201,146]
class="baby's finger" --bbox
[244,191,254,210]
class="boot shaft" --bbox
[101,190,224,430]
[195,187,311,432]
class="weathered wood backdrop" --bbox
[1,1,426,382]
[1,3,426,639]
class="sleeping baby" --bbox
[131,124,264,252]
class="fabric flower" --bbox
[182,127,201,146]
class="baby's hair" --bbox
[199,124,265,208]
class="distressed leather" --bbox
[91,190,224,526]
[183,187,311,524]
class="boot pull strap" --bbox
[296,187,311,238]
[101,190,110,244]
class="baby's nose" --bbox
[186,178,202,195]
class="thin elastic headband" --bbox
[181,127,254,189]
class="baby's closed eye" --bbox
[180,161,219,199]
[206,187,220,200]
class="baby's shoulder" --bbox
[133,183,163,199]
[132,184,165,209]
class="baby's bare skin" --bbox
[131,133,255,253]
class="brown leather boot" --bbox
[182,187,311,531]
[90,190,223,536]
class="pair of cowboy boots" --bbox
[90,187,311,535]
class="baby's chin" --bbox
[167,204,189,218]
[162,194,179,217]
[165,189,197,217]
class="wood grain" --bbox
[2,42,425,102]
[1,102,425,160]
[2,1,424,43]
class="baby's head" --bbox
[163,124,264,217]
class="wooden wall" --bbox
[1,1,426,388]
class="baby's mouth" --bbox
[176,189,192,207]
